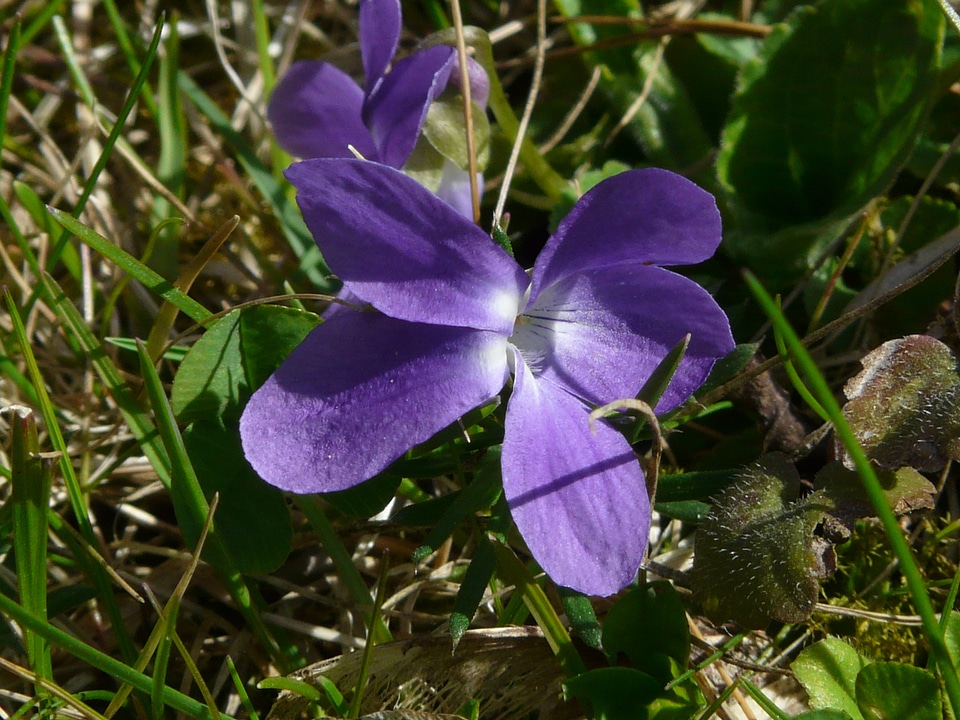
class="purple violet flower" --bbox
[240,159,735,596]
[267,0,488,217]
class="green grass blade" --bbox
[46,14,165,271]
[250,0,276,96]
[4,288,142,663]
[18,0,67,48]
[0,21,49,283]
[739,678,790,720]
[134,340,293,671]
[0,18,19,157]
[7,407,53,688]
[744,270,960,714]
[0,591,232,720]
[348,558,390,718]
[45,207,212,323]
[151,16,187,282]
[771,300,830,423]
[99,0,160,117]
[14,182,80,279]
[491,521,586,677]
[227,656,261,720]
[51,15,96,106]
[39,273,173,486]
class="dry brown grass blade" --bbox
[267,628,580,720]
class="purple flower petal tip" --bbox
[268,61,379,161]
[504,352,650,596]
[360,0,402,94]
[532,168,723,293]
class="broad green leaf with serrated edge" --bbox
[691,453,834,628]
[856,663,941,720]
[792,637,869,720]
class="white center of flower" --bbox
[491,285,526,330]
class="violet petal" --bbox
[447,57,490,109]
[502,349,650,596]
[363,45,456,169]
[286,159,528,334]
[240,310,509,493]
[359,0,402,96]
[531,169,722,295]
[267,61,378,161]
[432,160,482,219]
[514,264,734,413]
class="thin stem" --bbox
[492,0,548,229]
[938,0,960,35]
[448,0,480,223]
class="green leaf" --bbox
[602,581,688,683]
[421,95,490,171]
[652,500,711,523]
[411,448,502,561]
[171,305,320,424]
[943,610,960,669]
[719,0,944,279]
[840,335,960,472]
[563,667,663,720]
[695,343,759,398]
[690,453,834,628]
[560,588,602,650]
[450,533,496,647]
[656,470,736,503]
[182,417,293,574]
[239,305,323,390]
[552,0,712,171]
[792,637,869,720]
[171,310,244,423]
[856,663,941,720]
[391,492,460,526]
[663,21,761,143]
[815,462,936,540]
[869,196,960,337]
[793,712,855,720]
